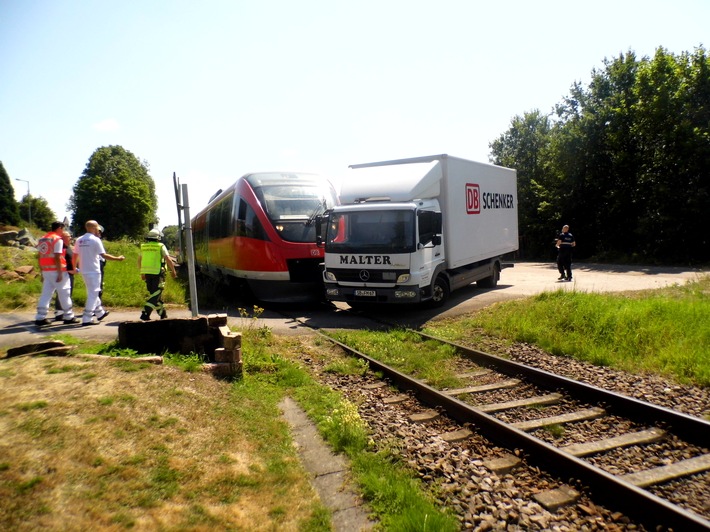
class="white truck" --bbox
[316,154,518,306]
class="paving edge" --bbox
[279,396,375,531]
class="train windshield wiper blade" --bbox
[306,199,326,226]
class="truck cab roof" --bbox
[340,160,441,204]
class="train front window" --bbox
[253,181,339,243]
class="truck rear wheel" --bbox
[477,266,500,288]
[430,276,450,307]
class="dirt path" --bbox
[1,262,704,350]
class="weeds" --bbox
[237,305,271,338]
[164,352,206,372]
[319,399,371,453]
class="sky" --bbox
[1,0,707,231]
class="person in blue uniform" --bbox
[556,225,576,281]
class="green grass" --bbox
[424,276,710,387]
[328,329,464,389]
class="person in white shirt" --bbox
[73,220,125,326]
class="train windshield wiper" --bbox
[306,198,326,226]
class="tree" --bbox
[19,196,56,230]
[69,146,158,240]
[161,225,180,251]
[490,110,557,258]
[0,161,21,226]
[490,46,710,263]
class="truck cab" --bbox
[320,199,444,304]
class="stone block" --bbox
[202,361,243,379]
[222,333,242,350]
[207,313,228,327]
[118,317,212,355]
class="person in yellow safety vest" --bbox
[138,227,177,321]
[35,221,78,326]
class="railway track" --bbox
[281,309,710,530]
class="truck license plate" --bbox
[354,290,376,297]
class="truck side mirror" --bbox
[432,235,441,246]
[315,215,324,247]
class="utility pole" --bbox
[15,178,31,227]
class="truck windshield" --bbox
[325,209,416,253]
[252,182,339,243]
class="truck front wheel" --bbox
[429,276,450,307]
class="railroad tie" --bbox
[619,453,710,488]
[561,428,666,457]
[444,378,520,396]
[533,485,581,512]
[383,394,409,405]
[511,407,606,432]
[477,393,563,413]
[482,453,521,474]
[455,369,493,379]
[409,410,440,423]
[440,428,473,443]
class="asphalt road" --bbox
[1,262,704,350]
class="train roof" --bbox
[243,172,331,188]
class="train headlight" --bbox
[275,224,284,232]
[325,271,337,282]
[396,274,410,283]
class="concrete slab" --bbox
[279,397,375,531]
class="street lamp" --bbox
[15,178,31,228]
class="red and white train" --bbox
[191,172,339,303]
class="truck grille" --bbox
[329,268,409,283]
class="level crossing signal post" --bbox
[173,172,199,317]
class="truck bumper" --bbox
[324,284,423,304]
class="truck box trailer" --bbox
[316,154,518,306]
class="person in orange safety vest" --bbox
[34,221,77,326]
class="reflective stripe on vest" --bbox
[140,242,164,274]
[37,233,67,272]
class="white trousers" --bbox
[35,272,74,320]
[80,272,105,322]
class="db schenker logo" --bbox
[466,183,480,214]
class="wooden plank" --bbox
[620,454,710,488]
[6,340,66,358]
[478,393,563,413]
[561,428,665,457]
[511,407,606,432]
[445,379,520,395]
